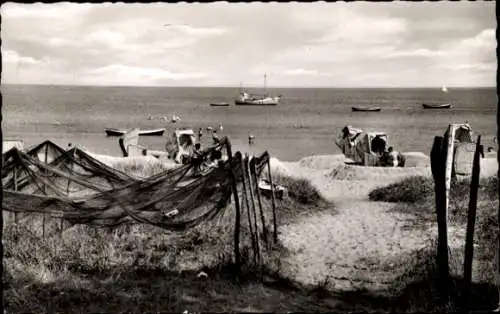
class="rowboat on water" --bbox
[105,128,166,137]
[352,106,381,112]
[210,102,230,107]
[422,103,452,109]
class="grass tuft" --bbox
[368,173,499,311]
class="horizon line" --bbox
[1,83,496,89]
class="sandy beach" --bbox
[264,153,498,292]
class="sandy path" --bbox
[276,159,438,292]
[275,155,497,291]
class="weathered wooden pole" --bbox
[431,135,450,295]
[43,143,48,238]
[267,157,278,243]
[251,157,268,245]
[226,139,241,275]
[240,154,257,264]
[444,124,457,224]
[463,136,482,309]
[14,166,18,224]
[62,148,77,235]
[497,111,500,312]
[246,155,261,265]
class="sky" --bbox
[1,2,496,88]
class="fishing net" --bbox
[24,140,67,164]
[2,137,270,232]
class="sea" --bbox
[1,85,497,162]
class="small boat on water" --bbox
[235,73,281,106]
[105,128,166,137]
[422,85,452,109]
[210,102,230,107]
[422,103,452,109]
[352,106,381,112]
[235,93,281,106]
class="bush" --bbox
[273,175,323,205]
[369,176,434,203]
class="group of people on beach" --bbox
[370,134,400,167]
[197,124,224,146]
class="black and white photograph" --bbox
[1,1,498,312]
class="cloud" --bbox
[85,64,207,85]
[2,49,41,65]
[0,2,496,87]
[163,24,227,36]
[1,2,92,18]
[283,68,319,76]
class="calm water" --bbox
[2,85,497,161]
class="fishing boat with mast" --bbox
[235,73,281,106]
[422,85,452,109]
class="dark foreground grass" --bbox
[368,174,499,311]
[4,173,341,313]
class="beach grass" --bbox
[3,162,340,313]
[368,174,499,311]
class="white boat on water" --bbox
[235,73,281,106]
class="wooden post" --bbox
[246,155,261,265]
[251,157,268,245]
[43,143,48,238]
[267,158,278,243]
[240,155,257,266]
[226,139,241,275]
[431,135,450,294]
[14,166,18,224]
[497,113,500,312]
[444,124,457,226]
[463,136,482,309]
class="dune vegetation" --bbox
[4,151,498,313]
[369,175,499,311]
[3,162,338,313]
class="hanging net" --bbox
[3,137,270,232]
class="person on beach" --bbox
[192,143,203,176]
[371,135,386,155]
[212,130,220,145]
[383,146,399,167]
[248,134,255,145]
[198,128,203,141]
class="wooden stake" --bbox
[246,155,261,265]
[14,166,18,224]
[43,143,48,238]
[226,139,241,275]
[240,155,257,266]
[267,158,278,243]
[444,124,457,227]
[497,112,500,312]
[431,135,449,293]
[251,157,268,245]
[463,136,482,309]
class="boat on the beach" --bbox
[235,74,281,106]
[352,106,381,112]
[258,179,285,200]
[422,103,452,109]
[165,128,197,164]
[210,102,230,107]
[105,128,166,137]
[335,125,406,167]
